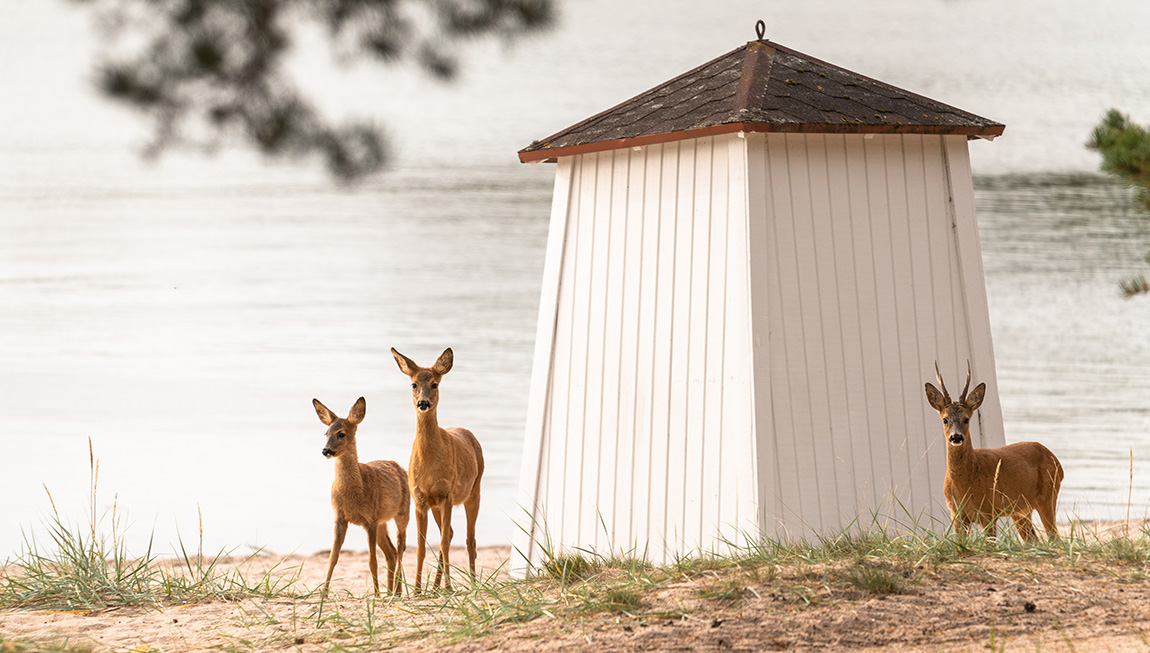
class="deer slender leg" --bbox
[366,521,380,596]
[324,518,348,595]
[464,488,480,580]
[377,522,398,593]
[430,499,452,590]
[414,501,429,592]
[1012,515,1037,542]
[1037,502,1060,540]
[393,511,408,593]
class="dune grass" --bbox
[361,516,1150,647]
[0,636,95,653]
[4,443,1150,650]
[0,440,307,612]
[5,506,1150,650]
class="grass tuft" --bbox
[0,439,306,611]
[590,586,643,613]
[1095,535,1150,563]
[0,636,96,653]
[839,562,907,595]
[542,553,597,583]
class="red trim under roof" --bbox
[518,121,1004,163]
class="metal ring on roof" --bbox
[755,19,766,41]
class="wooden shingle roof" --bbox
[519,39,1004,163]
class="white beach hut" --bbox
[513,31,1006,572]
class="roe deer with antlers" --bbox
[391,347,484,591]
[925,362,1063,541]
[313,396,410,595]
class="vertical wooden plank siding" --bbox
[722,135,757,548]
[819,135,864,530]
[745,133,778,540]
[747,132,1002,535]
[683,138,711,549]
[879,135,918,520]
[582,155,613,550]
[703,139,732,546]
[563,155,596,547]
[632,145,664,553]
[517,131,1002,571]
[520,135,758,567]
[842,135,887,520]
[666,139,693,552]
[900,135,939,521]
[616,148,646,550]
[787,133,839,532]
[647,141,677,556]
[802,135,852,529]
[921,135,961,492]
[544,156,583,550]
[599,149,628,550]
[943,136,1006,450]
[762,135,807,533]
[863,135,904,527]
[512,158,575,576]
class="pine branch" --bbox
[1119,275,1150,300]
[70,0,555,181]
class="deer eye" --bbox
[431,383,438,389]
[964,418,969,424]
[942,417,948,424]
[412,383,417,389]
[337,432,345,439]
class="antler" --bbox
[933,360,951,403]
[959,361,972,403]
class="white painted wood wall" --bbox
[514,132,1004,573]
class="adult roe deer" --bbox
[313,396,410,595]
[391,347,484,591]
[925,362,1063,541]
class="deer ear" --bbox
[433,347,454,375]
[965,383,986,411]
[348,397,366,424]
[313,398,335,426]
[392,348,417,375]
[924,383,947,411]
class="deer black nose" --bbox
[417,400,431,411]
[948,434,964,445]
[322,448,335,458]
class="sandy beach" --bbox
[0,545,512,652]
[4,527,1150,652]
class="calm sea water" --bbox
[2,0,1150,558]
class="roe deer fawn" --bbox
[925,362,1063,541]
[391,347,484,591]
[313,396,410,595]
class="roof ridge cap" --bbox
[733,40,775,115]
